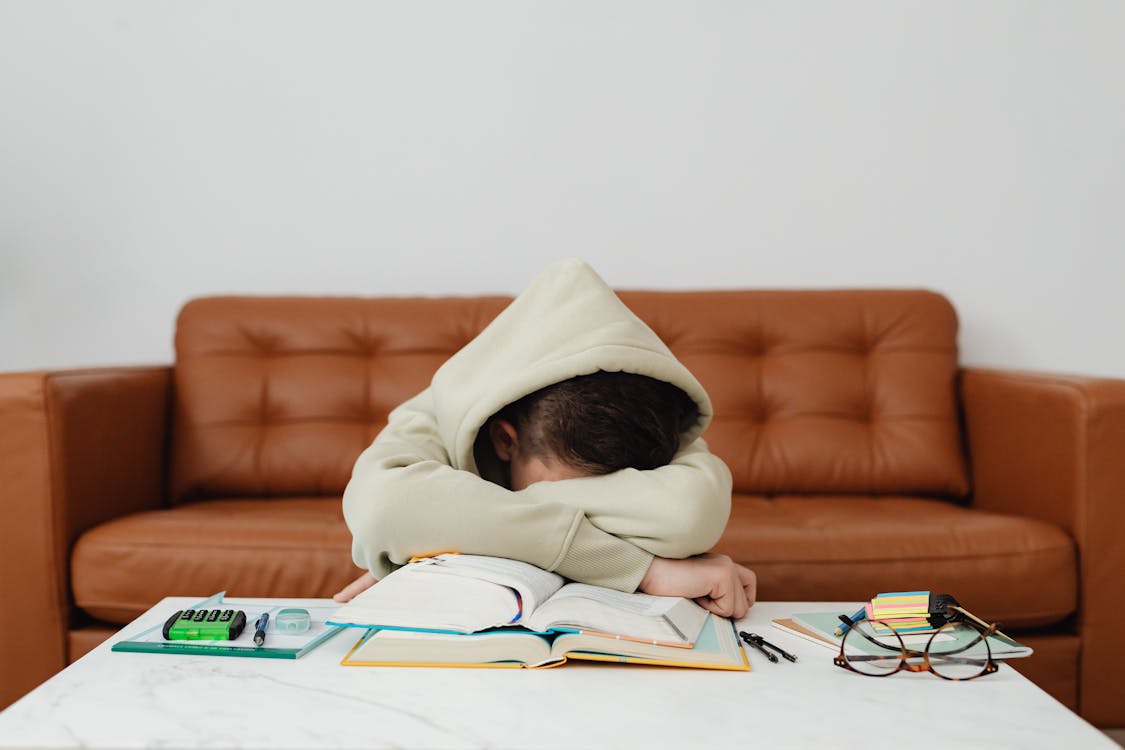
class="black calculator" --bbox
[162,609,247,640]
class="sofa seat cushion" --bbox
[71,498,361,624]
[713,495,1076,629]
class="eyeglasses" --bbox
[833,605,1000,681]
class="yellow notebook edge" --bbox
[568,651,749,671]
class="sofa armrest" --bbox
[0,366,171,708]
[960,366,1125,725]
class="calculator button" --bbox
[193,610,207,622]
[220,610,233,621]
[207,610,220,622]
[180,610,194,620]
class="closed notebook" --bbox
[770,617,837,650]
[341,611,749,671]
[328,554,710,647]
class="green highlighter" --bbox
[162,609,248,641]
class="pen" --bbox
[253,613,269,646]
[834,606,867,636]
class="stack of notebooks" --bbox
[771,598,1033,659]
[328,554,749,671]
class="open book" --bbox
[327,554,711,647]
[342,609,749,671]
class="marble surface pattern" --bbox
[0,599,1114,749]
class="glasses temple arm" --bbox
[947,605,1012,641]
[840,616,923,656]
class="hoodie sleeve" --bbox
[522,437,733,560]
[342,388,656,591]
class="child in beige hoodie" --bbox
[338,259,755,617]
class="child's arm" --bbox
[522,438,733,559]
[343,388,655,592]
[334,552,757,618]
[641,553,757,618]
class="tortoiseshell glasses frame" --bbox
[832,604,1001,681]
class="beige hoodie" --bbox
[342,259,732,591]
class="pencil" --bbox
[834,606,868,636]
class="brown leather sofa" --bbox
[2,290,1123,725]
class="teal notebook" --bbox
[111,592,345,660]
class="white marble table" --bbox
[0,598,1113,750]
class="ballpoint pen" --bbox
[834,606,868,636]
[253,613,270,647]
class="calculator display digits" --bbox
[162,609,247,640]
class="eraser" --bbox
[274,608,311,633]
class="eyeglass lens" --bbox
[925,622,991,679]
[840,620,905,676]
[840,619,992,679]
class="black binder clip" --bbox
[928,593,962,627]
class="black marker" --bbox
[253,613,269,646]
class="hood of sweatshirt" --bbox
[429,258,713,474]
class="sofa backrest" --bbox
[170,290,968,503]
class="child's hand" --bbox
[332,571,378,602]
[638,553,757,619]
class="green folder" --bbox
[111,592,345,659]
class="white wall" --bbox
[2,1,1123,376]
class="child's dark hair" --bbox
[496,371,701,474]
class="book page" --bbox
[330,556,566,633]
[423,554,565,616]
[552,614,748,671]
[524,584,708,644]
[545,583,680,616]
[330,570,520,632]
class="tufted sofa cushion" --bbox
[170,296,510,502]
[71,497,357,623]
[620,290,969,497]
[712,494,1075,628]
[171,290,968,502]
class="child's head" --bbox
[487,371,700,491]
